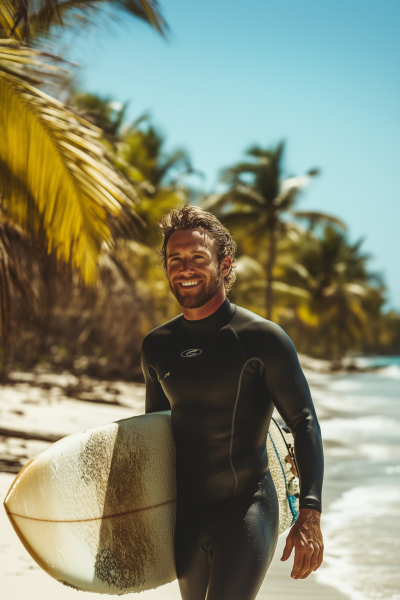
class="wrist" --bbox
[299,508,321,521]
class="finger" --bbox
[297,548,313,579]
[314,544,324,571]
[309,546,320,571]
[290,545,306,578]
[300,546,319,579]
[293,545,313,579]
[281,534,294,561]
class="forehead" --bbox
[167,227,216,254]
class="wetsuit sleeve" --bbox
[258,324,324,513]
[141,334,171,414]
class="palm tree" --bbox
[64,97,194,245]
[0,217,37,358]
[202,142,344,320]
[116,117,194,245]
[117,117,192,189]
[0,0,167,351]
[0,41,141,282]
[72,92,128,138]
[286,226,379,358]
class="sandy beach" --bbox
[1,358,399,600]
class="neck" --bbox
[182,285,226,321]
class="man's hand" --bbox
[281,508,324,579]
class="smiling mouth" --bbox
[179,280,201,287]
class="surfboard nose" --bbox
[3,412,178,594]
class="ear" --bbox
[220,255,232,279]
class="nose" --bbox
[180,257,194,275]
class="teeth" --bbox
[181,281,200,287]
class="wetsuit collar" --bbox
[181,298,236,337]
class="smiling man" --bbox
[141,206,324,600]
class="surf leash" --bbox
[271,416,299,479]
[268,428,299,524]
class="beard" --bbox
[169,270,222,309]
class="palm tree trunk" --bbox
[0,234,10,360]
[266,224,277,321]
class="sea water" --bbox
[311,361,400,600]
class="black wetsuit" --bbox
[142,299,323,600]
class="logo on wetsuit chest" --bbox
[181,348,202,357]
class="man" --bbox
[141,206,324,600]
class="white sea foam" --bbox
[321,416,399,447]
[312,391,398,416]
[376,365,400,379]
[317,486,400,600]
[385,465,400,474]
[328,379,364,392]
[313,364,400,600]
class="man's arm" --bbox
[259,324,324,513]
[257,322,324,577]
[141,334,171,414]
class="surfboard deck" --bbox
[3,411,298,594]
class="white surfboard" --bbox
[3,411,298,594]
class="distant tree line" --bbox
[1,0,399,378]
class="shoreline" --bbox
[3,362,400,599]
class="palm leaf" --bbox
[271,281,311,299]
[0,0,23,39]
[152,149,193,187]
[0,41,141,283]
[201,187,265,212]
[4,0,167,41]
[293,210,346,229]
[220,162,265,186]
[247,141,284,164]
[0,218,36,355]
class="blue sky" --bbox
[67,0,400,308]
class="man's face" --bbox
[166,228,223,309]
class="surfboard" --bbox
[3,411,298,595]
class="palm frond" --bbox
[201,187,265,212]
[0,41,141,283]
[247,141,285,164]
[4,0,167,41]
[0,218,36,355]
[0,0,22,39]
[200,193,225,211]
[293,211,346,229]
[280,174,314,195]
[72,93,128,137]
[220,162,264,185]
[152,149,193,187]
[234,255,266,278]
[272,281,311,299]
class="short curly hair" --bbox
[159,205,237,291]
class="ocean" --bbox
[310,359,400,600]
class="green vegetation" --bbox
[0,0,166,356]
[0,0,399,376]
[202,142,344,320]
